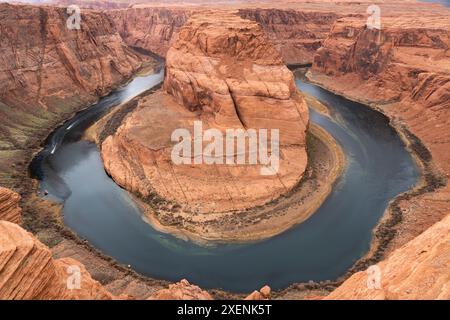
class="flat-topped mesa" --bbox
[164,11,308,142]
[101,11,309,235]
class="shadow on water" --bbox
[30,71,419,293]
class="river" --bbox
[30,69,419,293]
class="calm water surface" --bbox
[32,71,419,293]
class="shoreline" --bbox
[303,70,446,280]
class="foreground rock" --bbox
[0,187,22,224]
[245,285,271,300]
[0,221,114,300]
[147,279,213,300]
[326,213,450,300]
[0,3,144,188]
[102,11,309,240]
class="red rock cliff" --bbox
[101,11,309,240]
[107,5,341,64]
[106,7,192,57]
[0,221,114,299]
[0,3,144,188]
[310,11,450,250]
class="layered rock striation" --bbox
[238,8,339,65]
[0,3,144,188]
[102,11,309,240]
[0,221,114,300]
[309,7,450,300]
[147,279,213,300]
[0,187,22,224]
[106,7,192,57]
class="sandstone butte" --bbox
[0,2,144,188]
[101,12,309,218]
[326,213,450,300]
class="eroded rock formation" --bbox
[0,221,114,300]
[0,3,144,188]
[0,187,22,224]
[102,11,309,240]
[147,279,213,300]
[106,5,343,65]
[102,12,308,240]
[326,213,450,300]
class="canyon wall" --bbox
[106,6,341,64]
[310,8,450,300]
[106,7,192,57]
[0,221,114,299]
[0,3,144,188]
[101,11,309,240]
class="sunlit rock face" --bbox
[0,221,114,300]
[102,11,309,220]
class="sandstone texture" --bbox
[326,214,450,300]
[0,221,114,300]
[0,187,22,224]
[0,3,144,188]
[102,11,309,233]
[147,279,213,300]
[106,7,192,57]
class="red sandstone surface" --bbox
[0,187,22,224]
[101,11,309,241]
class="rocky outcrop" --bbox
[0,221,114,300]
[0,3,144,188]
[102,11,309,240]
[326,213,450,300]
[147,279,213,300]
[0,187,22,224]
